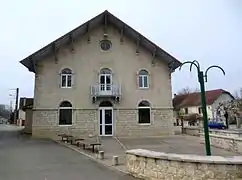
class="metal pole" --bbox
[14,88,19,125]
[198,71,211,156]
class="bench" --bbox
[57,133,73,143]
[77,137,101,153]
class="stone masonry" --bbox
[126,149,242,180]
[32,108,173,138]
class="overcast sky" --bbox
[0,0,241,105]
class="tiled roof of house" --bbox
[173,89,234,108]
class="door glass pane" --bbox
[61,75,66,87]
[139,76,143,87]
[100,76,105,91]
[106,75,111,90]
[105,125,112,135]
[143,76,148,87]
[100,75,105,84]
[99,125,102,135]
[105,110,112,124]
[99,109,102,124]
[67,75,72,87]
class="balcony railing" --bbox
[91,83,121,97]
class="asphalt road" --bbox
[0,125,138,180]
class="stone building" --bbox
[20,10,181,138]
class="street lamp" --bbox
[179,60,225,156]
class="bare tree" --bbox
[217,99,242,128]
[177,87,199,95]
[0,104,10,119]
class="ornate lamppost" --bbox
[179,60,225,156]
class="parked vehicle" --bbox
[208,121,226,129]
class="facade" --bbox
[19,97,34,130]
[20,11,181,138]
[173,89,234,122]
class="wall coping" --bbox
[199,133,242,141]
[183,126,201,130]
[126,149,242,165]
[209,129,242,134]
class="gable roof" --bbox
[173,89,234,109]
[20,10,181,73]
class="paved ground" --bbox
[0,125,138,180]
[119,135,240,156]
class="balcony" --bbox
[91,83,121,102]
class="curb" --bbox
[53,140,128,174]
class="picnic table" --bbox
[77,137,101,153]
[57,133,73,142]
[69,136,85,145]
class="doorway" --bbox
[99,101,113,136]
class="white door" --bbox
[99,107,113,136]
[99,74,112,94]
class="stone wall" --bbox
[32,108,173,138]
[32,109,97,138]
[200,133,242,154]
[208,129,242,138]
[183,126,201,136]
[126,149,242,180]
[116,108,174,137]
[23,109,33,134]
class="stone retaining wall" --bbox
[200,133,242,154]
[126,149,242,180]
[208,129,242,138]
[183,126,200,136]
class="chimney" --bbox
[174,93,177,97]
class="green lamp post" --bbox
[179,60,225,156]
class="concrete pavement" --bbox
[0,125,138,180]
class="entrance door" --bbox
[99,107,113,136]
[99,74,112,94]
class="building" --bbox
[173,89,234,122]
[18,97,34,127]
[20,10,181,138]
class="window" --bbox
[59,101,72,125]
[61,68,72,88]
[138,100,151,124]
[184,108,188,114]
[198,107,202,114]
[138,70,149,88]
[100,40,112,51]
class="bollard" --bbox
[98,151,104,160]
[112,156,119,166]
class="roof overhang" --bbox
[20,10,182,73]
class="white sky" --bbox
[0,0,242,104]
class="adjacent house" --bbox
[18,97,34,126]
[173,89,234,121]
[20,10,181,138]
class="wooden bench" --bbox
[57,133,73,143]
[77,137,101,153]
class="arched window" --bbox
[59,101,72,125]
[99,68,112,92]
[138,69,149,88]
[61,68,72,88]
[138,100,151,124]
